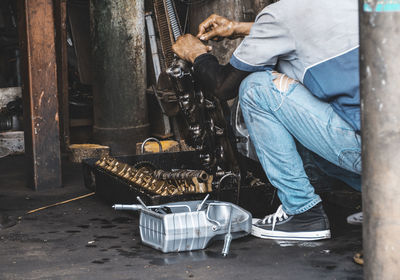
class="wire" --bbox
[26,192,95,214]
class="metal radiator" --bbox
[153,0,182,70]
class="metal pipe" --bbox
[90,0,149,155]
[113,204,143,211]
[145,13,162,81]
[140,137,162,154]
[359,2,400,279]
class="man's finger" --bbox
[199,27,223,41]
[197,15,217,37]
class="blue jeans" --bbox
[239,70,361,215]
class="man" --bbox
[172,0,360,241]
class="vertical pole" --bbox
[90,0,149,155]
[359,1,400,279]
[18,0,62,190]
[54,0,70,150]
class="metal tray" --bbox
[114,200,252,253]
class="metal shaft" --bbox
[359,2,400,279]
[112,204,143,211]
[222,205,233,257]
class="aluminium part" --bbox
[221,205,233,257]
[145,13,171,135]
[113,199,252,253]
[230,98,258,161]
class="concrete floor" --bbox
[0,155,363,280]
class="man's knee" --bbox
[271,71,297,93]
[239,71,297,105]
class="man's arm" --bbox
[193,53,250,100]
[197,14,253,41]
[172,34,250,101]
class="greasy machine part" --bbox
[155,0,241,186]
[166,58,240,176]
[95,156,213,196]
[153,0,181,70]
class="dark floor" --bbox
[0,155,363,280]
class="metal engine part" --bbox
[113,199,252,253]
[153,0,181,71]
[153,0,241,186]
[230,98,258,161]
[95,156,213,196]
[166,58,240,177]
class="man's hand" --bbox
[197,14,236,41]
[172,34,212,64]
[197,14,253,42]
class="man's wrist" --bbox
[232,21,241,36]
[189,50,208,64]
[233,22,253,37]
[194,53,216,66]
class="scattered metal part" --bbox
[140,137,163,154]
[113,200,252,253]
[230,98,258,161]
[196,194,210,211]
[217,172,239,189]
[222,205,233,257]
[136,196,149,210]
[95,156,212,196]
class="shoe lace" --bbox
[261,205,288,231]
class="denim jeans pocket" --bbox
[338,148,362,174]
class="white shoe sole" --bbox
[251,218,331,241]
[347,212,363,225]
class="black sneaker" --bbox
[251,203,331,241]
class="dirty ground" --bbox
[0,155,363,280]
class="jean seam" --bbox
[242,80,332,129]
[338,148,362,174]
[279,96,358,136]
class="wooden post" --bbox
[54,0,70,150]
[18,0,62,190]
